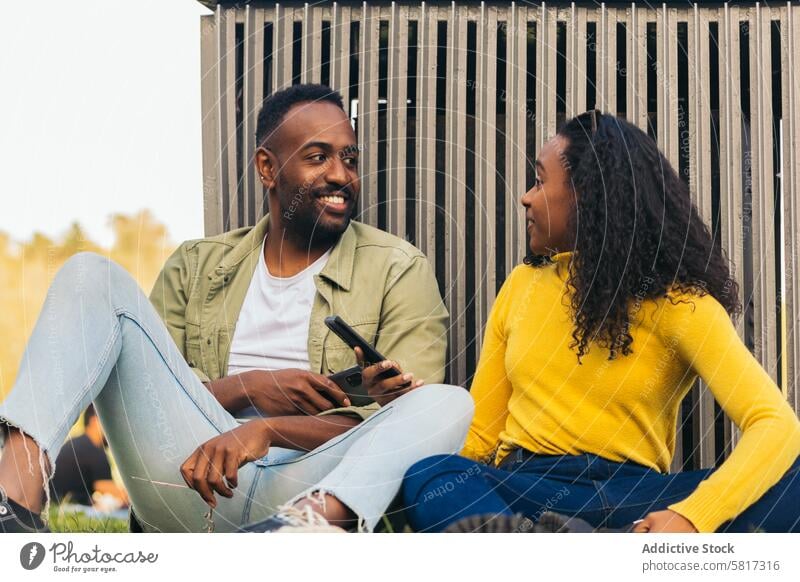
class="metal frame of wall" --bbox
[199,1,800,472]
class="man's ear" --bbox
[255,146,278,190]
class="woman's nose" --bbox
[520,187,535,207]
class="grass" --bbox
[47,505,128,533]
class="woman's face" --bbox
[520,134,577,256]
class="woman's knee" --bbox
[403,454,476,497]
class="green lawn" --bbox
[47,505,128,533]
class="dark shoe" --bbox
[0,486,49,533]
[128,507,145,533]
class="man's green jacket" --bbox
[149,214,448,420]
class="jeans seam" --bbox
[259,406,394,468]
[115,308,230,435]
[241,469,263,526]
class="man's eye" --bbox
[309,153,327,162]
[343,157,358,167]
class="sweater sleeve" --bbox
[461,268,519,462]
[663,293,800,532]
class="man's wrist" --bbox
[260,418,276,442]
[205,374,250,412]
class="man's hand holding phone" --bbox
[354,347,424,406]
[238,369,351,415]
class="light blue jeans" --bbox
[0,252,473,532]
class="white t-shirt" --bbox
[226,237,331,375]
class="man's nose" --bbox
[325,155,350,187]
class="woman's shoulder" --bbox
[654,286,733,332]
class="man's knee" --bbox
[398,383,474,424]
[55,252,133,299]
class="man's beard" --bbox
[278,186,353,247]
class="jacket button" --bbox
[207,338,212,345]
[0,505,7,515]
[188,360,195,367]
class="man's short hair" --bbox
[83,404,97,429]
[255,84,346,148]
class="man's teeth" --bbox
[321,195,345,204]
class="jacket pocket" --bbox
[322,319,379,373]
[185,339,202,370]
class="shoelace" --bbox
[274,503,332,528]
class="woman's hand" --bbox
[180,420,273,508]
[354,347,424,406]
[633,509,699,533]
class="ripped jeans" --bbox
[0,252,474,532]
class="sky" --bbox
[0,0,212,247]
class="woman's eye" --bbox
[534,177,543,187]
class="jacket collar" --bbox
[216,213,356,291]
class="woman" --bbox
[402,110,800,533]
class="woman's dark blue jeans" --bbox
[402,451,800,532]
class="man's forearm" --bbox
[263,414,361,451]
[202,375,249,413]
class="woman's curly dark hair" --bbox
[526,110,741,360]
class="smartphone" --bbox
[324,315,402,382]
[327,365,373,407]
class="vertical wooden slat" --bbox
[720,3,746,331]
[387,2,409,238]
[657,4,679,167]
[597,3,618,113]
[505,3,527,273]
[475,2,498,355]
[502,2,524,276]
[626,2,649,130]
[534,4,556,156]
[446,2,468,384]
[273,3,293,91]
[357,2,380,225]
[331,2,352,114]
[749,3,778,379]
[783,2,800,410]
[415,2,437,262]
[720,4,745,451]
[302,3,323,83]
[244,6,265,228]
[660,4,679,472]
[687,4,716,469]
[543,6,558,143]
[566,3,587,118]
[214,7,240,232]
[201,14,223,236]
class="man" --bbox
[50,405,128,508]
[0,84,473,533]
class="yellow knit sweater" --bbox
[462,253,800,533]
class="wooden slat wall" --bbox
[783,2,800,413]
[200,1,800,470]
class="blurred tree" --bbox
[0,212,175,399]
